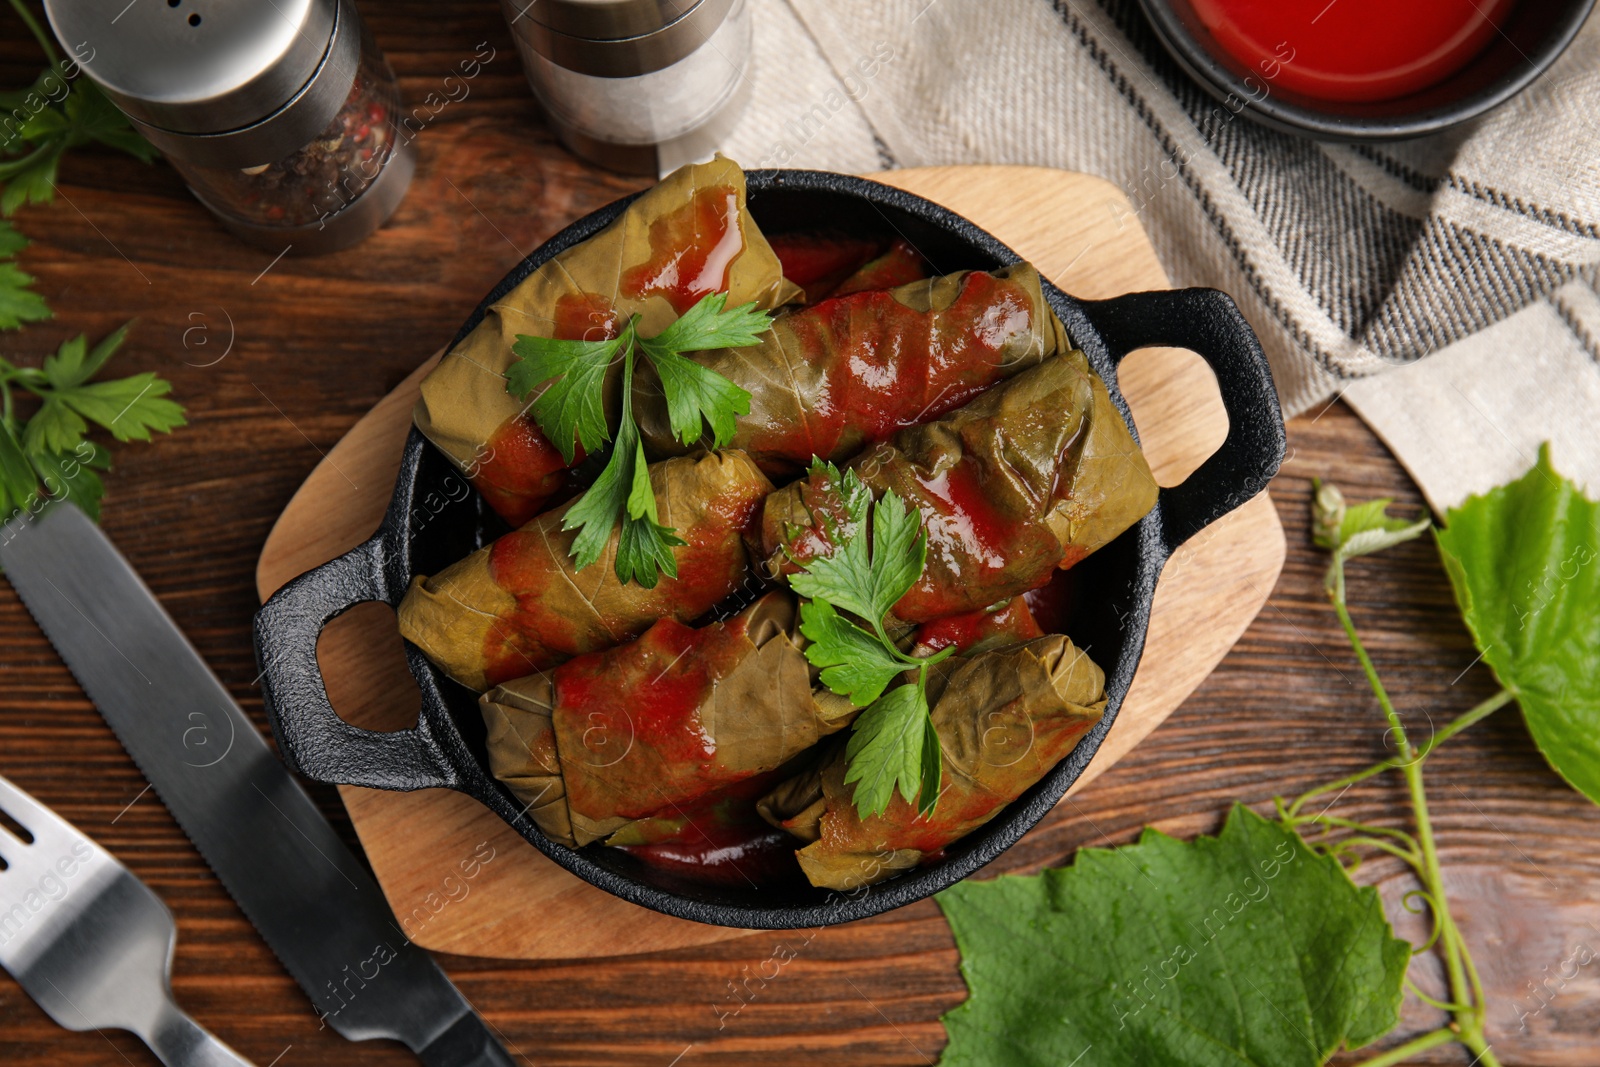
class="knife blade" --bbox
[0,503,517,1067]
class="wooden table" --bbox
[2,6,1596,1065]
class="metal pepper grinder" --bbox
[44,0,415,255]
[500,0,753,176]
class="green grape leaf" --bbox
[1435,444,1600,803]
[937,805,1410,1067]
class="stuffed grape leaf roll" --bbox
[635,264,1068,476]
[829,238,929,297]
[909,595,1045,658]
[413,157,799,526]
[398,450,773,691]
[760,351,1159,624]
[765,232,885,301]
[760,635,1107,889]
[765,233,929,303]
[479,593,855,848]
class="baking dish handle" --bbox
[1078,287,1286,557]
[254,533,460,791]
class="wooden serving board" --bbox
[255,165,1285,961]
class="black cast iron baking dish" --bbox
[254,169,1286,930]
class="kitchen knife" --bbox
[0,503,517,1067]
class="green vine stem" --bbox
[1291,544,1502,1067]
[1285,688,1513,821]
[1354,1026,1458,1067]
[1404,976,1468,1013]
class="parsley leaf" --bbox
[640,345,751,448]
[842,684,933,819]
[638,291,773,355]
[507,326,630,464]
[0,60,156,217]
[0,220,27,256]
[54,371,184,442]
[918,711,943,813]
[615,507,684,589]
[788,462,925,629]
[799,598,907,705]
[0,220,50,330]
[559,445,630,573]
[0,323,182,523]
[0,419,36,514]
[20,395,82,454]
[28,441,107,519]
[555,345,684,586]
[615,425,684,588]
[43,321,128,387]
[506,292,772,584]
[634,293,765,447]
[937,805,1409,1067]
[788,469,951,817]
[1436,444,1600,803]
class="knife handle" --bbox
[417,1012,521,1067]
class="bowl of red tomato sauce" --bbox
[1138,0,1594,139]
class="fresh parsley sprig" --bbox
[0,322,185,519]
[0,6,176,526]
[507,292,771,587]
[0,220,49,330]
[1,0,158,217]
[552,321,686,586]
[788,461,955,819]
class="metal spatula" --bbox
[0,773,253,1066]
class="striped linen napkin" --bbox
[719,0,1600,510]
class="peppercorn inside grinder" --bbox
[500,0,752,176]
[45,0,414,255]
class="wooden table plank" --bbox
[2,3,1597,1064]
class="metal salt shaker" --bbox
[44,0,415,255]
[500,0,753,176]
